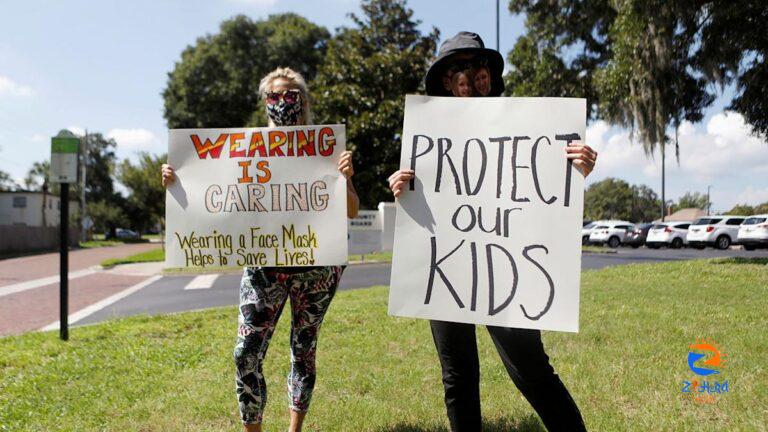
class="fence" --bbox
[0,225,80,254]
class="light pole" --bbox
[496,0,500,51]
[707,185,712,215]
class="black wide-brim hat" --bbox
[425,31,505,96]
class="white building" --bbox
[0,191,78,227]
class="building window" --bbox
[13,196,27,208]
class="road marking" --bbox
[184,274,219,290]
[0,267,100,298]
[40,275,162,332]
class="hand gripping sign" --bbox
[165,125,348,269]
[388,96,585,332]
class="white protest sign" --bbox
[165,125,348,268]
[388,96,585,332]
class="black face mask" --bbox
[265,93,303,126]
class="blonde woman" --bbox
[162,67,359,432]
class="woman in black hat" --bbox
[388,32,596,432]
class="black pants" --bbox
[430,320,586,432]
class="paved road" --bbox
[3,246,765,335]
[78,247,767,327]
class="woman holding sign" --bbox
[388,32,597,432]
[162,67,359,432]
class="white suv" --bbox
[737,214,768,250]
[582,220,606,245]
[686,215,746,250]
[589,221,635,248]
[646,222,691,249]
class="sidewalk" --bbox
[0,242,159,286]
[0,243,162,337]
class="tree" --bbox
[87,200,128,235]
[728,201,768,216]
[673,191,710,212]
[82,132,120,204]
[506,0,616,119]
[0,169,17,191]
[584,177,660,222]
[508,0,768,138]
[584,178,634,221]
[23,161,54,227]
[695,0,768,139]
[312,0,439,208]
[630,184,661,222]
[163,14,330,129]
[118,153,167,233]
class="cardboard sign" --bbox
[165,125,348,268]
[388,96,585,332]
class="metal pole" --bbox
[60,184,69,341]
[707,185,711,215]
[80,130,88,241]
[496,0,500,51]
[661,141,666,222]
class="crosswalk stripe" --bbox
[184,274,219,290]
[40,275,162,331]
[0,267,100,298]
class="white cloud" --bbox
[30,133,47,143]
[0,75,32,97]
[106,128,160,151]
[584,120,653,179]
[588,112,768,183]
[67,126,86,136]
[735,186,768,206]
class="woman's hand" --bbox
[388,169,415,198]
[565,142,597,177]
[338,150,354,178]
[161,164,175,188]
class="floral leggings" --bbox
[234,266,342,425]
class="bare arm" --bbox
[338,150,359,218]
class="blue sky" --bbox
[1,0,766,212]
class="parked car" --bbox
[646,222,691,249]
[115,228,140,240]
[737,214,768,250]
[581,220,604,245]
[589,221,635,248]
[624,223,654,248]
[686,215,746,250]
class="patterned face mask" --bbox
[265,90,303,126]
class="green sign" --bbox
[51,137,79,154]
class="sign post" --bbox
[51,131,79,341]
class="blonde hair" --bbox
[258,67,312,125]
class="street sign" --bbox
[50,137,79,183]
[50,132,79,341]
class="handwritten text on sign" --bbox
[165,125,348,268]
[388,96,585,332]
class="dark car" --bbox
[624,223,653,248]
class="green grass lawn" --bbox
[100,248,165,268]
[3,258,765,431]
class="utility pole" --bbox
[80,130,88,241]
[661,141,666,222]
[496,0,500,51]
[707,185,712,215]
